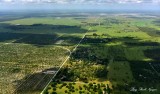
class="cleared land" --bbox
[0,15,90,94]
[44,14,160,94]
[0,13,160,94]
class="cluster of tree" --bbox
[138,27,160,37]
[59,36,82,45]
[129,61,160,86]
[71,47,91,61]
[56,67,76,81]
[104,18,123,25]
[83,22,103,26]
[72,45,126,64]
[95,66,108,78]
[55,64,109,83]
[106,46,127,61]
[5,24,80,30]
[82,37,109,44]
[65,83,76,93]
[0,32,23,42]
[71,46,110,65]
[15,34,57,45]
[153,20,160,26]
[144,48,160,61]
[0,32,58,45]
[45,82,112,94]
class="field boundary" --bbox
[12,35,64,94]
[40,16,100,94]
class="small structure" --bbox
[42,70,57,74]
[15,24,21,25]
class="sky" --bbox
[0,0,160,11]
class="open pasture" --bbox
[45,14,160,94]
[0,13,160,94]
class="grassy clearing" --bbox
[1,17,81,26]
[107,61,134,86]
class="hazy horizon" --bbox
[0,0,160,12]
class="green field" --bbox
[0,15,89,94]
[0,13,160,94]
[46,81,112,94]
[0,17,81,26]
[44,14,160,94]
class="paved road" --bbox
[40,16,101,94]
[12,36,63,94]
[12,16,100,94]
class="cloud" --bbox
[0,0,159,4]
[1,0,14,3]
[116,0,143,4]
[152,0,160,4]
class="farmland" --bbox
[0,12,160,94]
[0,14,91,94]
[44,13,160,94]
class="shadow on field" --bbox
[125,41,160,46]
[0,23,87,46]
[0,32,58,46]
[70,36,160,83]
[0,23,87,34]
[56,35,82,46]
[13,68,59,94]
[71,36,160,64]
[129,60,160,86]
[13,73,52,94]
[153,20,160,26]
[122,37,160,46]
[138,27,160,37]
[0,32,85,47]
[103,18,123,25]
[144,48,160,61]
